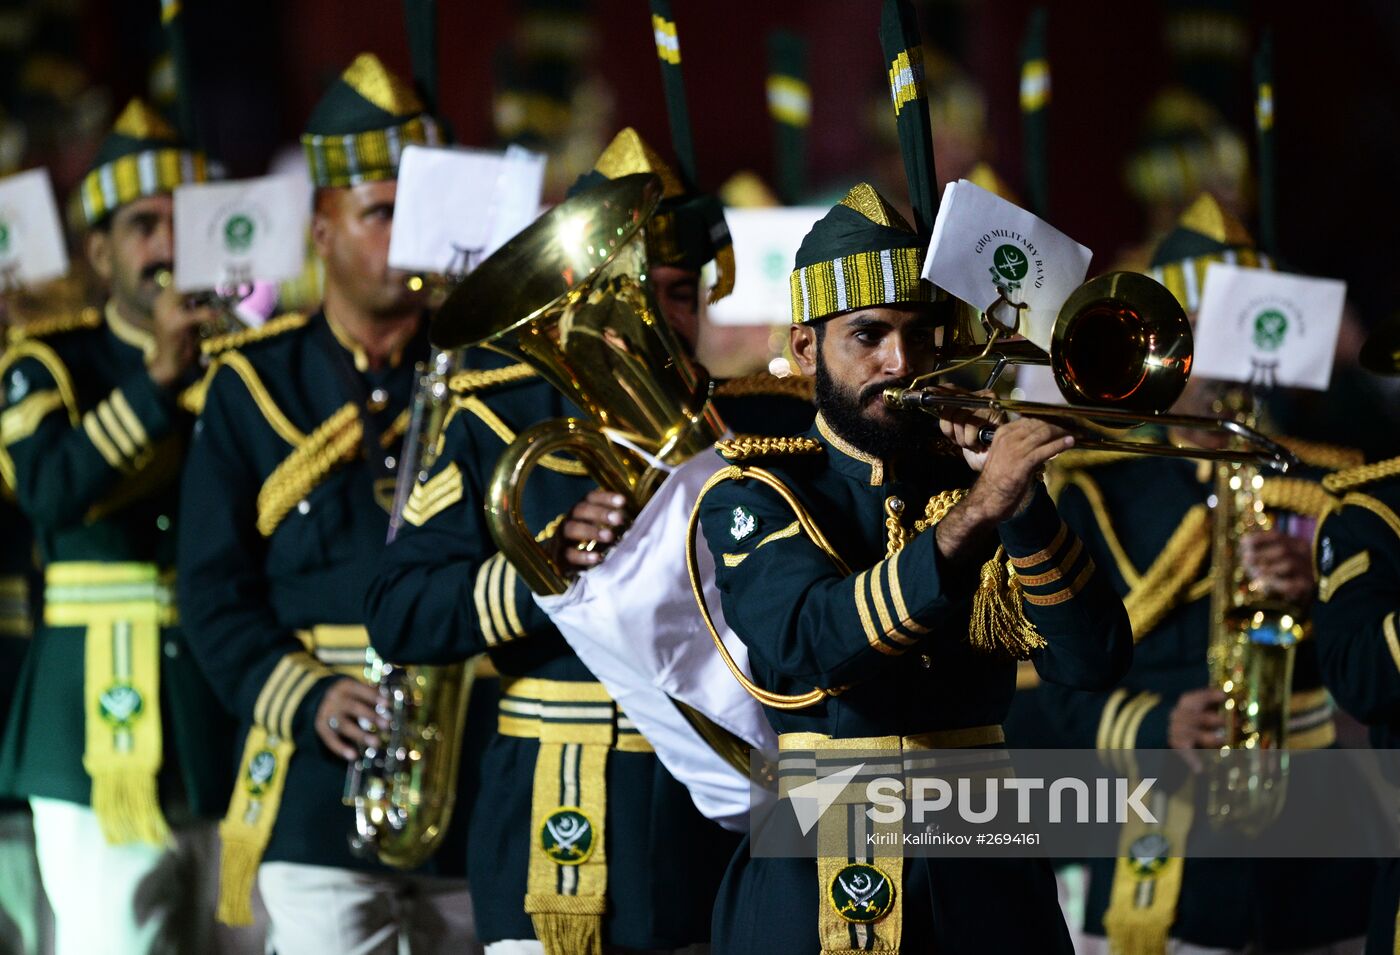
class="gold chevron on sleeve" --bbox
[474,554,501,646]
[402,463,463,527]
[1008,521,1069,569]
[83,408,130,471]
[1317,550,1370,603]
[0,390,65,445]
[253,651,334,739]
[1015,537,1083,588]
[1095,689,1129,751]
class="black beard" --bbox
[814,353,923,461]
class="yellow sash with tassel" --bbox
[45,562,175,846]
[501,677,655,955]
[216,642,336,925]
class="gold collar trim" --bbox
[323,312,413,373]
[816,412,884,485]
[104,301,155,357]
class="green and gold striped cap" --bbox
[569,127,734,303]
[301,52,443,188]
[77,98,209,228]
[1147,192,1272,311]
[789,183,933,324]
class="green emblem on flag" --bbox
[0,220,10,255]
[730,505,758,542]
[990,243,1028,293]
[98,683,144,729]
[1252,309,1288,351]
[1128,833,1170,878]
[541,807,595,865]
[247,749,277,796]
[224,213,255,253]
[829,862,895,924]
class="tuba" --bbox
[430,172,725,596]
[344,346,479,868]
[1204,388,1305,831]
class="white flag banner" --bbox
[1194,263,1346,392]
[0,168,69,288]
[708,206,825,326]
[924,179,1092,351]
[387,144,546,276]
[173,174,311,292]
[535,449,777,832]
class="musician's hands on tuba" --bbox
[551,489,632,573]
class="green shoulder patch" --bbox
[829,862,895,924]
[729,505,758,542]
[540,807,596,865]
[715,434,824,462]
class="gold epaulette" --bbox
[715,435,824,462]
[7,306,102,341]
[1323,455,1400,494]
[1278,436,1364,471]
[448,362,536,395]
[1258,476,1339,518]
[714,372,815,402]
[200,313,308,357]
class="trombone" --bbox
[882,271,1299,472]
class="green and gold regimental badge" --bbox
[829,862,895,924]
[541,807,596,865]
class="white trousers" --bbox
[0,809,50,955]
[30,797,263,955]
[1076,935,1366,955]
[259,861,479,955]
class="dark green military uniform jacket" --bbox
[0,330,40,813]
[1039,453,1370,950]
[366,354,814,947]
[1313,463,1400,955]
[177,310,479,875]
[0,305,231,816]
[697,415,1133,954]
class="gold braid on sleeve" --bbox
[256,403,364,536]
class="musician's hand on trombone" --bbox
[146,285,216,389]
[553,488,631,574]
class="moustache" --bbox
[859,376,915,405]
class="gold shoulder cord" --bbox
[1323,455,1400,494]
[686,464,848,710]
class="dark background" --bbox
[54,0,1400,327]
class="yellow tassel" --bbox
[968,546,1047,658]
[216,833,261,926]
[89,771,169,846]
[526,895,605,955]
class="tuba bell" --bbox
[430,172,726,596]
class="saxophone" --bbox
[1205,388,1306,831]
[344,347,479,868]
